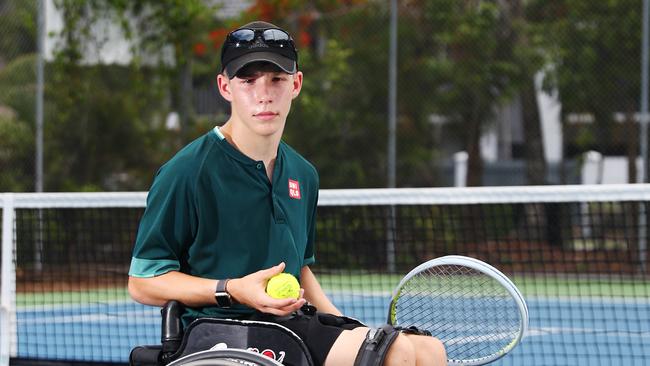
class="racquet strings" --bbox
[392,264,521,362]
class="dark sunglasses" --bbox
[225,28,297,54]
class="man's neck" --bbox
[218,121,281,180]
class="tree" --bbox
[0,0,37,65]
[0,1,38,191]
[531,0,642,183]
[502,0,548,185]
[420,0,525,186]
[0,103,32,191]
[40,0,220,190]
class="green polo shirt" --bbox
[129,127,318,323]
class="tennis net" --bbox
[1,185,649,365]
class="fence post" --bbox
[1,193,16,366]
[454,151,468,187]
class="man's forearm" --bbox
[300,266,341,315]
[128,271,217,307]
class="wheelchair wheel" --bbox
[167,349,284,366]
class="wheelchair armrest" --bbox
[161,300,184,364]
[130,345,162,366]
[129,301,185,366]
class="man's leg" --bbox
[404,334,447,366]
[324,327,419,366]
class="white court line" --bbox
[18,308,159,325]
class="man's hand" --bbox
[227,262,306,316]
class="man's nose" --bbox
[255,78,273,103]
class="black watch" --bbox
[214,279,232,308]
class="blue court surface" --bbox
[12,294,650,365]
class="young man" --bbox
[128,21,446,366]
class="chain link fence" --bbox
[0,0,646,192]
[0,0,37,191]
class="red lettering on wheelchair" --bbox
[247,347,286,363]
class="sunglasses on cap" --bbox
[225,28,297,56]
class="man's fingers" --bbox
[257,262,285,279]
[261,298,306,316]
[260,297,306,314]
[261,307,289,316]
[264,296,298,308]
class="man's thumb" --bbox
[263,262,285,277]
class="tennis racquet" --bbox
[388,255,528,365]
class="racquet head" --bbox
[388,255,528,365]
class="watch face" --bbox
[215,292,232,307]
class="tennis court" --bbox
[2,185,650,365]
[13,288,650,365]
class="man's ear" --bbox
[216,73,233,102]
[292,71,303,99]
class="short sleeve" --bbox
[129,162,198,278]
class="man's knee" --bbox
[384,334,416,366]
[409,335,446,366]
[428,337,446,362]
[354,326,414,366]
[353,326,446,366]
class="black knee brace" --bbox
[353,325,400,366]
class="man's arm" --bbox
[128,271,217,308]
[129,262,306,316]
[300,266,342,316]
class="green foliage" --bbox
[0,53,38,191]
[530,0,642,154]
[0,54,38,124]
[3,0,639,191]
[40,0,222,191]
[422,1,525,125]
[0,0,37,62]
[45,60,172,191]
[0,108,32,191]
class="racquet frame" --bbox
[388,255,529,365]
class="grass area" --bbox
[318,273,403,293]
[317,273,650,298]
[16,287,130,306]
[14,274,649,307]
[511,275,650,298]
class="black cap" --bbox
[220,21,298,79]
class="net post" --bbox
[1,194,17,366]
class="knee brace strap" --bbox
[353,325,400,366]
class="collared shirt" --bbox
[129,127,319,322]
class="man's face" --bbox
[218,63,303,138]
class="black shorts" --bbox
[249,308,366,366]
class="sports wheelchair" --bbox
[130,301,408,366]
[129,301,314,366]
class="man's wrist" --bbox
[214,279,232,308]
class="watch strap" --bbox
[215,279,232,308]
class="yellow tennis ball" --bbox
[266,273,300,299]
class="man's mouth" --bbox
[254,111,279,120]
